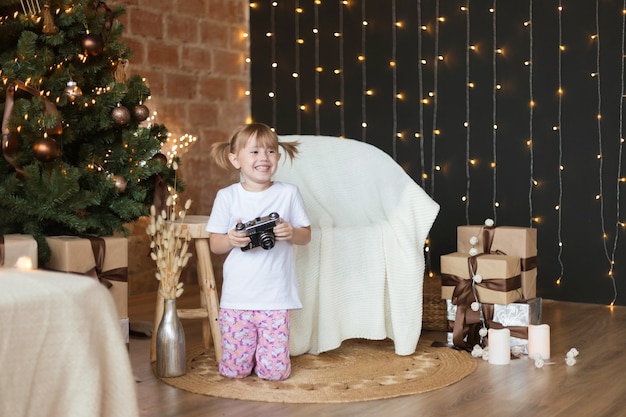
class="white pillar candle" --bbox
[488,328,511,365]
[528,324,550,360]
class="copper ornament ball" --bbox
[81,33,104,57]
[33,136,61,162]
[111,105,131,126]
[132,104,150,122]
[152,152,168,165]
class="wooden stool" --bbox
[150,215,222,362]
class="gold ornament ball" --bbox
[111,106,131,126]
[113,175,127,192]
[33,136,61,162]
[132,104,150,122]
[64,81,83,103]
[81,33,104,57]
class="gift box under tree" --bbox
[0,234,38,268]
[45,235,129,342]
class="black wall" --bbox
[250,0,626,306]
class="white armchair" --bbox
[274,135,439,356]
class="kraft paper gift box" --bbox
[1,234,38,268]
[446,298,542,353]
[441,252,523,305]
[457,225,537,300]
[45,236,128,320]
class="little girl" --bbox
[206,123,311,381]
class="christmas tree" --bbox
[0,0,179,264]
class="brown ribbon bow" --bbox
[81,235,128,289]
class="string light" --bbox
[491,1,498,222]
[339,0,345,137]
[417,0,425,189]
[391,0,398,159]
[430,0,441,196]
[295,0,302,133]
[464,0,471,224]
[606,0,626,305]
[596,0,623,306]
[314,2,320,134]
[270,1,277,128]
[360,0,368,141]
[556,1,565,286]
[527,0,535,228]
[417,0,433,274]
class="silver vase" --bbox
[156,298,186,377]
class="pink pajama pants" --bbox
[218,308,291,381]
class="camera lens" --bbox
[259,231,275,250]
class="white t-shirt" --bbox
[206,181,310,310]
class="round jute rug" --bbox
[156,338,476,403]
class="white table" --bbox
[0,268,139,417]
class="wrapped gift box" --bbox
[457,225,537,300]
[441,252,523,305]
[1,234,38,268]
[446,298,542,353]
[45,236,128,321]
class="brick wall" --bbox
[109,0,249,294]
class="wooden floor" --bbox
[129,286,626,417]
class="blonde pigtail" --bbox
[279,140,300,163]
[209,141,233,170]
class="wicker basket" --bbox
[422,274,448,331]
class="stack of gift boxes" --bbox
[0,234,129,344]
[441,221,542,353]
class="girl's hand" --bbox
[273,220,294,241]
[229,222,251,248]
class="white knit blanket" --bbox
[275,135,440,356]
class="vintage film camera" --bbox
[236,212,280,251]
